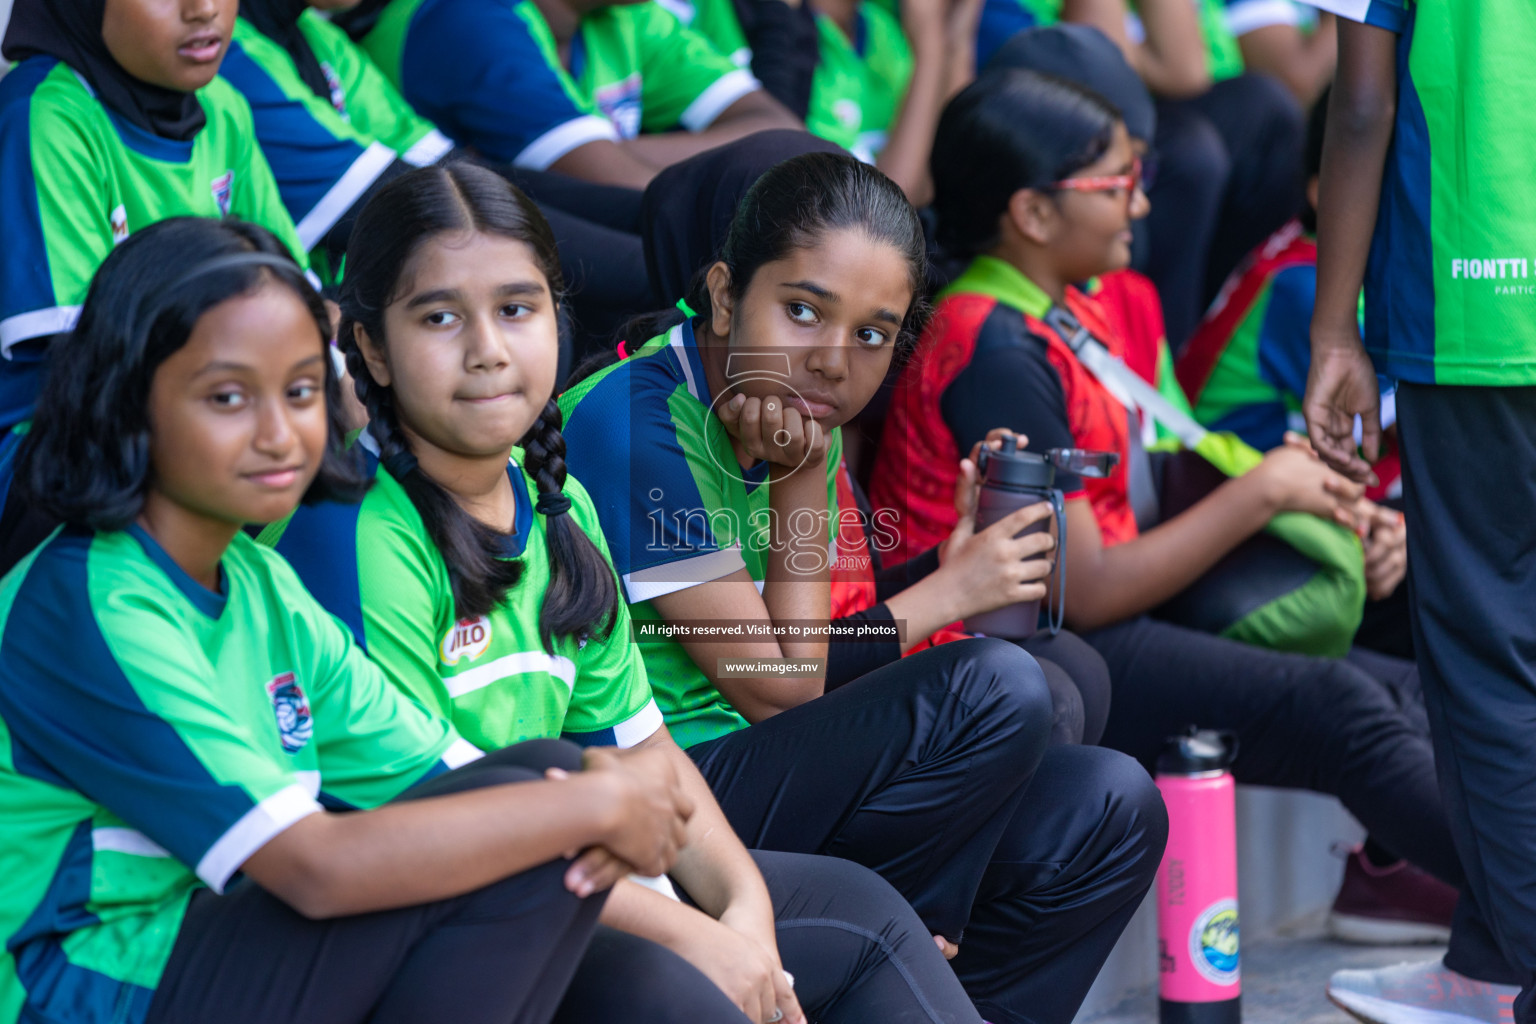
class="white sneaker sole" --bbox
[1329,988,1491,1024]
[1328,912,1453,946]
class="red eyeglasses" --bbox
[1048,155,1144,196]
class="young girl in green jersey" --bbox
[0,0,309,570]
[271,160,984,1024]
[0,215,693,1024]
[561,150,1167,1024]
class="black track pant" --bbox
[689,638,1168,1024]
[564,850,985,1024]
[1398,383,1536,1007]
[148,740,607,1024]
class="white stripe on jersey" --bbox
[621,545,748,603]
[445,651,578,699]
[92,827,171,858]
[442,737,485,768]
[612,699,664,748]
[1,305,82,356]
[196,783,322,893]
[1227,0,1304,35]
[402,130,455,168]
[516,115,622,172]
[680,69,761,133]
[294,141,397,249]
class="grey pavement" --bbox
[1082,911,1446,1024]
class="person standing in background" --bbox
[1306,3,1536,1022]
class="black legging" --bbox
[1091,615,1458,885]
[688,638,1167,1024]
[567,850,986,1024]
[148,740,608,1024]
[1017,629,1112,747]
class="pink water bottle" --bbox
[1156,728,1240,1024]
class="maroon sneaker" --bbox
[1329,845,1456,945]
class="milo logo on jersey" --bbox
[441,616,493,664]
[594,74,644,139]
[266,672,313,754]
[210,171,234,216]
[109,205,129,245]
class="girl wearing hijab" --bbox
[0,0,305,567]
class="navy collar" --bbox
[125,523,229,619]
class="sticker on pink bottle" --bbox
[1189,899,1240,986]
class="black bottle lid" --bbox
[1157,727,1238,774]
[977,443,1055,491]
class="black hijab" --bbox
[240,0,332,103]
[331,0,393,41]
[1,0,207,141]
[640,129,844,304]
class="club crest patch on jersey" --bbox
[321,62,349,119]
[266,672,313,754]
[210,171,234,216]
[109,205,129,245]
[441,616,493,665]
[594,73,644,139]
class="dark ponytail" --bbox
[931,69,1120,259]
[339,161,617,647]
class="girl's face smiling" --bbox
[1045,121,1150,283]
[704,227,913,431]
[103,0,236,93]
[359,230,559,465]
[143,280,330,531]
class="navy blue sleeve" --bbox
[219,39,396,251]
[1255,264,1318,407]
[398,0,620,167]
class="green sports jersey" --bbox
[0,58,307,430]
[806,6,913,161]
[0,527,470,1024]
[358,0,759,166]
[267,448,663,752]
[1311,0,1536,385]
[224,13,453,262]
[559,320,844,749]
[667,0,753,68]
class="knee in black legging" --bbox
[946,638,1055,758]
[1066,747,1169,883]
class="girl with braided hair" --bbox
[268,160,983,1024]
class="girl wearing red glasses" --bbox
[871,68,1471,950]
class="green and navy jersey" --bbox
[0,526,472,1024]
[222,13,452,252]
[1314,0,1536,384]
[359,0,759,167]
[1179,220,1384,450]
[806,6,912,161]
[559,319,843,750]
[0,58,307,431]
[265,445,663,753]
[672,0,909,161]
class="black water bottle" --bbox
[962,444,1062,639]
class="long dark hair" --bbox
[692,151,930,362]
[931,69,1120,259]
[17,217,365,530]
[338,162,616,649]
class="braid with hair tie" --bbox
[519,400,618,651]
